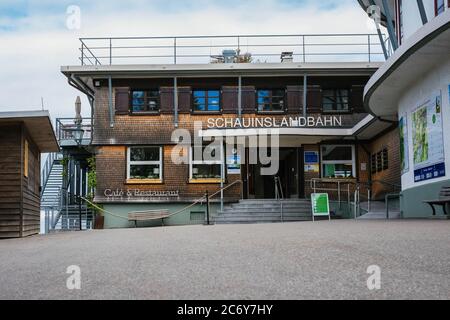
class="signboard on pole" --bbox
[311,193,331,221]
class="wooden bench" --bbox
[424,187,450,216]
[128,210,171,228]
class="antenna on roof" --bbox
[41,97,44,111]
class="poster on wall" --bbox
[399,114,409,174]
[412,90,446,183]
[227,154,241,175]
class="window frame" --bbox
[189,145,224,183]
[321,88,350,114]
[130,89,161,115]
[435,0,446,16]
[24,139,29,178]
[192,89,222,113]
[320,145,356,179]
[256,89,286,114]
[126,146,163,184]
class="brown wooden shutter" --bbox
[115,87,130,115]
[241,86,256,114]
[350,85,365,113]
[306,86,322,114]
[222,86,238,114]
[159,86,191,114]
[286,86,303,114]
[178,87,192,113]
[160,87,174,114]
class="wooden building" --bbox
[0,111,59,238]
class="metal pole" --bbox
[174,38,177,64]
[81,43,84,66]
[79,195,82,231]
[368,35,371,62]
[220,144,224,212]
[338,181,341,210]
[109,38,112,65]
[205,191,210,226]
[381,0,399,50]
[302,35,306,63]
[416,0,428,26]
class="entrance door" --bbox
[245,148,301,199]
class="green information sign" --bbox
[311,193,331,221]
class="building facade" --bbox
[63,35,401,228]
[359,0,450,218]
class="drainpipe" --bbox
[108,76,114,128]
[174,77,179,128]
[303,75,307,118]
[238,76,242,119]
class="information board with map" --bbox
[412,91,446,183]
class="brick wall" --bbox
[367,127,401,199]
[95,145,241,203]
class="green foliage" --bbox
[86,156,103,216]
[61,156,69,179]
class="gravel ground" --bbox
[0,220,449,300]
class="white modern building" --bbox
[358,0,450,217]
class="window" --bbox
[131,90,160,113]
[435,0,445,15]
[321,145,355,178]
[24,140,29,178]
[322,89,350,113]
[127,147,163,182]
[190,145,223,182]
[193,90,221,112]
[372,148,389,174]
[257,89,285,112]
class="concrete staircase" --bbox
[215,199,313,224]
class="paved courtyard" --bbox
[0,220,449,300]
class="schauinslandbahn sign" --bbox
[206,116,343,129]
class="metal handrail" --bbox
[78,33,387,66]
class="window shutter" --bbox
[350,85,365,113]
[222,86,238,114]
[241,86,256,114]
[306,86,322,114]
[115,88,130,115]
[286,86,303,114]
[178,87,192,113]
[160,87,174,114]
[159,87,192,113]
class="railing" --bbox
[56,118,92,145]
[40,152,62,198]
[309,178,402,219]
[79,33,388,66]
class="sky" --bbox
[0,0,376,120]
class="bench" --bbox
[128,210,171,228]
[423,187,450,216]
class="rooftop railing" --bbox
[79,33,388,66]
[56,118,92,147]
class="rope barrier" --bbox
[80,180,242,221]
